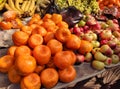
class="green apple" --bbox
[78,20,86,27]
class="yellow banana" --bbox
[5,3,13,10]
[8,0,21,14]
[21,1,28,11]
[28,0,35,12]
[15,0,23,12]
[5,3,21,14]
[30,6,36,16]
[24,0,31,12]
[0,0,3,4]
[0,0,6,10]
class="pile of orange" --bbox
[0,12,93,89]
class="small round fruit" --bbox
[14,45,31,57]
[7,46,18,56]
[21,73,41,89]
[78,40,93,55]
[55,28,71,43]
[47,39,63,55]
[40,68,59,88]
[8,66,21,83]
[15,55,36,76]
[58,66,76,83]
[92,60,105,70]
[78,20,86,27]
[33,45,51,65]
[12,31,29,46]
[53,51,73,69]
[0,55,14,73]
[66,34,81,50]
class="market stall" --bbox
[0,0,120,89]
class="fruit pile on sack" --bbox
[0,0,120,89]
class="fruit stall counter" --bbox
[0,0,120,89]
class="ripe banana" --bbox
[0,0,6,10]
[0,0,3,4]
[8,0,21,14]
[5,3,13,10]
[30,6,36,16]
[24,0,31,12]
[28,0,35,12]
[21,1,28,11]
[15,0,23,12]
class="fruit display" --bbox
[0,0,120,89]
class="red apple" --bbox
[75,54,85,65]
[100,30,112,40]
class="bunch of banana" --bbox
[36,0,51,16]
[0,0,7,10]
[5,0,36,17]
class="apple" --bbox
[91,41,100,48]
[73,27,83,36]
[107,40,116,49]
[100,22,109,29]
[112,31,120,38]
[111,54,120,64]
[100,39,108,46]
[94,52,107,62]
[112,19,118,24]
[75,54,85,65]
[104,57,112,65]
[92,60,105,70]
[85,52,93,62]
[78,20,86,27]
[92,48,100,54]
[100,30,112,40]
[100,45,113,56]
[106,20,113,25]
[113,44,120,54]
[91,22,101,30]
[86,15,97,25]
[83,25,89,33]
[87,31,98,40]
[82,33,94,41]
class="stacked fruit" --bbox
[71,15,120,70]
[97,0,120,10]
[0,13,92,89]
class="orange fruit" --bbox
[0,21,12,30]
[66,34,81,50]
[15,55,36,76]
[28,17,39,25]
[0,55,14,73]
[43,14,52,21]
[44,32,55,44]
[57,21,69,29]
[33,45,51,65]
[12,31,29,46]
[21,73,41,89]
[34,65,45,74]
[11,18,23,29]
[53,51,72,69]
[8,66,22,83]
[32,14,41,20]
[47,39,63,55]
[21,25,33,35]
[42,19,56,30]
[32,26,47,37]
[51,13,62,24]
[28,34,43,48]
[78,40,93,55]
[58,66,76,83]
[46,26,58,33]
[7,46,18,56]
[40,68,59,88]
[55,28,71,43]
[14,45,31,57]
